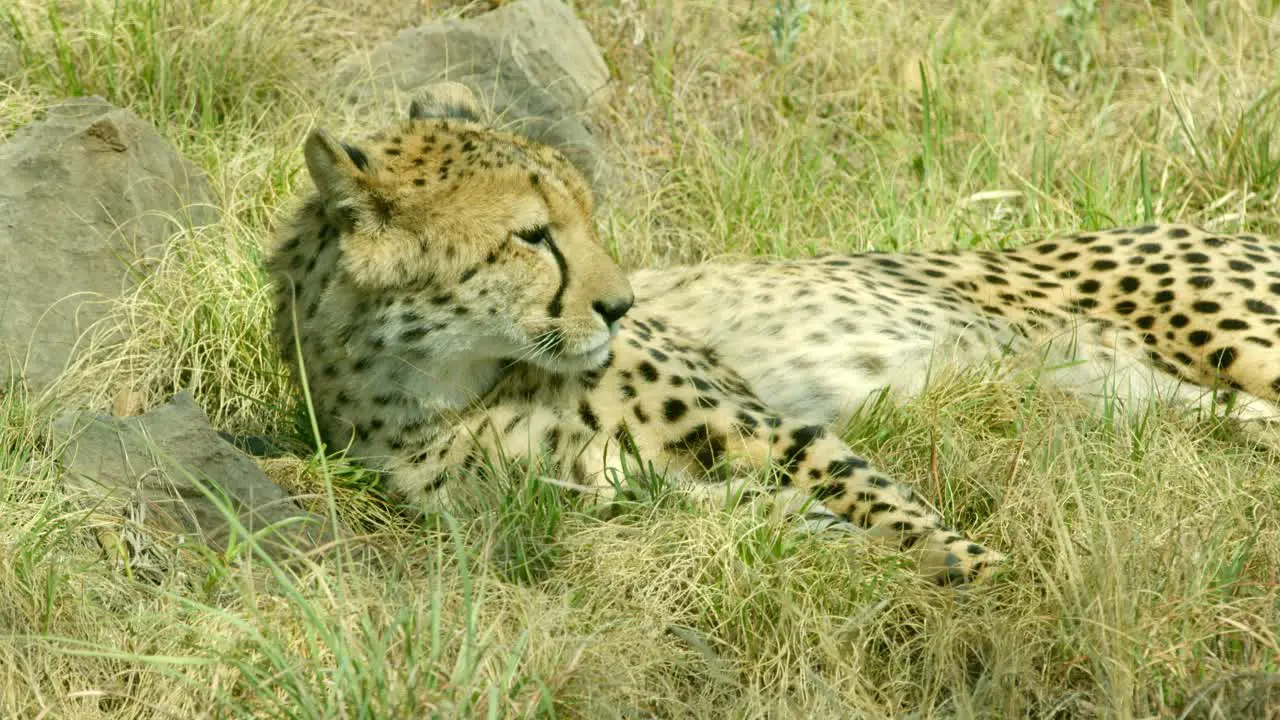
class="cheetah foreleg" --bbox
[726,420,1005,585]
[385,404,630,507]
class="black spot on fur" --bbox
[578,400,601,432]
[827,457,868,478]
[662,398,688,422]
[780,425,825,475]
[666,424,726,471]
[637,361,660,382]
[1247,299,1277,315]
[1207,347,1237,370]
[400,326,433,343]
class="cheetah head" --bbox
[300,83,634,374]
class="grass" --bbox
[4,0,1280,716]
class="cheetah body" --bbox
[630,233,1280,429]
[267,84,1280,587]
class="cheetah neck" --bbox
[397,353,508,414]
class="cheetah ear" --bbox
[409,81,483,123]
[304,128,371,199]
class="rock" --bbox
[0,97,217,389]
[54,391,336,563]
[336,0,614,191]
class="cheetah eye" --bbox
[514,225,551,246]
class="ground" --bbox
[4,0,1280,717]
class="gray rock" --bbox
[336,0,614,191]
[0,97,217,389]
[54,391,336,563]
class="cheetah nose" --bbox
[593,296,633,327]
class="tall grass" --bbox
[3,0,1280,716]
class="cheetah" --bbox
[267,83,1280,587]
[266,83,1005,586]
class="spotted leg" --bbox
[381,403,626,507]
[657,409,1006,585]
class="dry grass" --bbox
[4,0,1280,717]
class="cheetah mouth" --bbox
[542,335,613,373]
[564,337,613,366]
[519,330,613,373]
